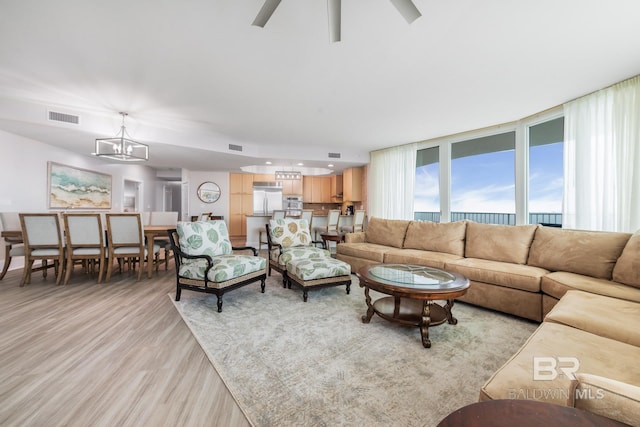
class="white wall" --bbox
[0,129,159,267]
[184,170,229,221]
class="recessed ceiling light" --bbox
[297,162,304,166]
[328,164,334,167]
[265,161,272,165]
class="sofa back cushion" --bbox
[612,231,640,288]
[465,222,537,264]
[365,217,411,248]
[528,226,630,279]
[403,221,467,256]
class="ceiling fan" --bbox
[252,0,422,42]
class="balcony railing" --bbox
[413,212,562,227]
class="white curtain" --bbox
[563,75,640,232]
[368,143,417,220]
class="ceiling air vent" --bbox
[229,144,243,152]
[328,152,341,159]
[48,110,80,125]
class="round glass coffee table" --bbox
[357,264,470,348]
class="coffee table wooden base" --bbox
[361,289,458,348]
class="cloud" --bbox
[414,165,440,211]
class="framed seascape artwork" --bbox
[48,162,112,209]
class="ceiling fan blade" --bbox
[252,0,282,28]
[327,0,341,42]
[389,0,422,24]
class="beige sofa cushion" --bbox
[344,232,365,243]
[364,217,411,248]
[541,271,640,303]
[402,221,467,256]
[572,374,640,426]
[480,322,640,405]
[446,258,548,293]
[335,242,389,263]
[382,248,463,270]
[612,231,640,288]
[464,222,537,264]
[545,290,640,347]
[528,226,630,279]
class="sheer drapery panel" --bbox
[563,75,640,232]
[369,143,417,220]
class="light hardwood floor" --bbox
[0,260,251,427]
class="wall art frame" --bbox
[48,162,112,209]
[197,181,221,204]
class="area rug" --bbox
[171,275,538,427]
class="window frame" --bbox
[415,107,564,225]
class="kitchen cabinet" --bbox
[229,173,254,236]
[311,177,323,202]
[343,167,363,202]
[280,179,302,195]
[331,175,343,200]
[302,176,335,203]
[253,174,273,183]
[230,173,253,194]
[302,177,312,202]
[321,177,331,202]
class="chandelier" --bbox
[94,112,149,162]
[275,170,302,180]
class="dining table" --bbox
[142,225,176,279]
[2,226,176,280]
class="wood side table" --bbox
[320,231,345,256]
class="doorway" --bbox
[123,179,142,212]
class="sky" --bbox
[414,142,564,214]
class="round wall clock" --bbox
[197,181,221,203]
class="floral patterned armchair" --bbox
[265,217,330,287]
[168,220,267,312]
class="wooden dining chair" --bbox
[150,211,179,269]
[105,213,160,282]
[1,212,25,280]
[19,213,65,286]
[62,213,106,285]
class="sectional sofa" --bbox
[336,217,640,321]
[336,217,640,424]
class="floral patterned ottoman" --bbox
[285,257,352,302]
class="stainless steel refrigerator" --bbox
[253,182,283,215]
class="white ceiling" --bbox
[1,0,639,174]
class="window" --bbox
[528,117,564,226]
[451,132,516,224]
[413,111,564,225]
[414,146,440,221]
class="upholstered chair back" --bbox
[20,214,63,246]
[327,209,340,232]
[150,211,178,225]
[269,218,312,248]
[176,220,232,257]
[0,212,20,231]
[64,213,103,246]
[107,213,143,245]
